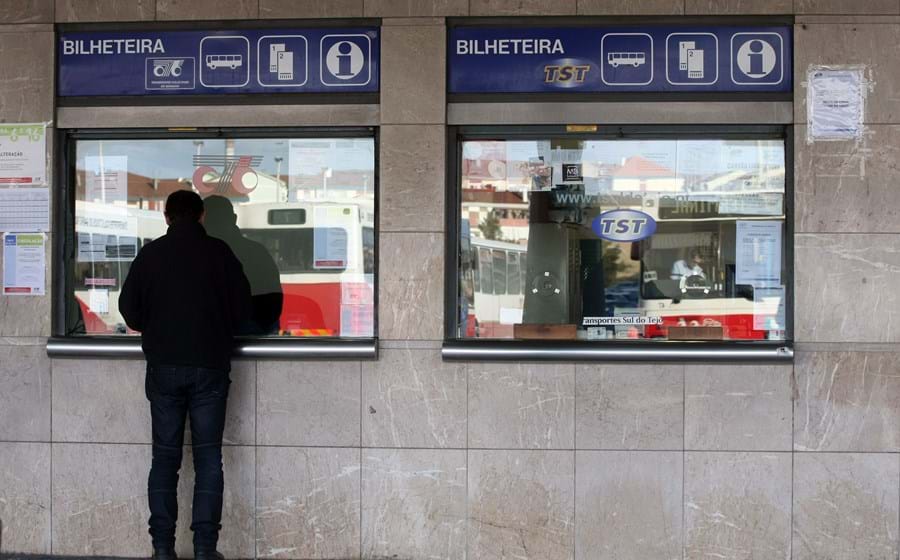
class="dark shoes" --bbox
[194,551,225,560]
[152,549,177,560]
[152,546,223,560]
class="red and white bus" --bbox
[72,199,374,337]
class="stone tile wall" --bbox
[1,2,899,559]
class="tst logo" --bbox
[544,64,590,83]
[192,154,263,195]
[592,209,657,242]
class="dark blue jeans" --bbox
[145,364,230,553]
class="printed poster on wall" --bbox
[3,232,46,295]
[735,220,782,286]
[0,187,50,232]
[808,67,865,142]
[84,155,128,204]
[0,124,47,186]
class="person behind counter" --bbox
[670,248,706,280]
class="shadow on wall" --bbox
[203,196,283,335]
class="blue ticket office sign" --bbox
[58,28,379,96]
[449,26,791,94]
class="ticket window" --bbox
[453,127,790,343]
[63,130,376,340]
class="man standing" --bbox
[120,190,251,560]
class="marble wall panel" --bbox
[796,0,899,13]
[55,0,154,21]
[51,359,149,444]
[794,23,900,124]
[175,446,255,560]
[576,364,683,450]
[0,343,50,441]
[468,450,575,560]
[0,442,50,554]
[362,348,466,448]
[795,233,900,343]
[575,451,682,560]
[381,24,445,124]
[380,124,445,232]
[256,446,360,559]
[222,360,256,446]
[796,125,900,233]
[259,0,363,18]
[51,443,152,556]
[156,0,257,19]
[685,365,792,451]
[257,361,360,447]
[361,449,466,559]
[470,0,576,15]
[684,452,792,560]
[0,290,50,336]
[795,351,900,452]
[0,0,53,22]
[684,0,791,13]
[469,363,575,449]
[577,0,684,14]
[378,232,443,340]
[365,0,467,16]
[793,452,900,560]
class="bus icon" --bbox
[205,54,242,70]
[600,32,653,86]
[607,52,646,68]
[199,35,250,88]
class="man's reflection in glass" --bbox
[203,196,283,334]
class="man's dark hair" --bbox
[165,190,204,223]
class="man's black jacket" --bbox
[119,220,251,371]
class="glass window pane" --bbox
[478,247,493,295]
[492,249,507,295]
[508,252,521,295]
[70,135,376,338]
[458,135,788,342]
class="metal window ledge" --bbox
[46,336,377,361]
[442,340,793,363]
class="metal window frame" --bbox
[443,124,794,363]
[49,125,379,360]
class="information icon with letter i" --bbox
[320,34,371,86]
[731,33,783,86]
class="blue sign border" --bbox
[58,28,380,97]
[449,26,792,94]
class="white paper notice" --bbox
[77,232,139,263]
[753,285,786,331]
[339,304,374,337]
[0,187,50,232]
[0,124,46,185]
[313,206,348,269]
[2,233,45,295]
[735,220,782,286]
[718,193,784,216]
[808,68,864,141]
[499,307,524,325]
[85,155,128,204]
[88,289,109,314]
[289,139,331,176]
